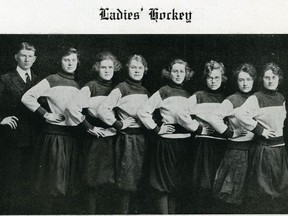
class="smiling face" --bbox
[98,59,114,81]
[170,63,186,85]
[206,68,222,90]
[15,49,36,71]
[128,59,145,81]
[263,69,279,90]
[61,53,78,73]
[237,71,254,93]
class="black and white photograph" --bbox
[1,0,288,215]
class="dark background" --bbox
[1,34,288,214]
[1,34,287,96]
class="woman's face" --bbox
[61,53,78,73]
[170,63,186,85]
[206,68,222,90]
[263,69,279,90]
[98,59,114,81]
[237,71,254,93]
[128,59,145,81]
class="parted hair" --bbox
[126,54,148,72]
[232,63,257,92]
[233,63,257,82]
[17,42,36,53]
[162,59,194,81]
[259,62,283,88]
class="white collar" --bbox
[16,66,31,83]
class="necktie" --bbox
[25,73,31,85]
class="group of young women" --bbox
[20,47,288,214]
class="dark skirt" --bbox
[35,132,80,197]
[150,137,190,193]
[83,135,116,188]
[213,141,254,205]
[114,132,147,192]
[247,143,288,200]
[193,137,227,190]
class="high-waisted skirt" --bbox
[114,129,147,192]
[247,139,288,200]
[193,137,227,190]
[150,136,190,193]
[213,140,254,205]
[82,135,116,188]
[35,124,80,197]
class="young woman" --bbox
[177,60,227,213]
[66,52,121,214]
[97,54,149,214]
[21,47,81,214]
[138,59,200,214]
[235,63,288,213]
[207,63,257,212]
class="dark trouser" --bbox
[0,144,37,214]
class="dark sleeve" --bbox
[0,76,7,122]
[222,127,234,138]
[252,122,265,136]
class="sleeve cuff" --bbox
[222,128,234,138]
[80,119,93,130]
[36,106,48,117]
[153,125,161,134]
[194,124,203,135]
[112,120,123,131]
[252,122,264,135]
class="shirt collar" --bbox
[16,66,31,82]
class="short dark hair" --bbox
[92,52,122,72]
[60,47,78,58]
[57,47,80,66]
[17,42,36,53]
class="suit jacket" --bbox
[0,70,41,148]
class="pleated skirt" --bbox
[247,143,288,200]
[213,141,254,205]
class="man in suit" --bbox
[0,42,40,214]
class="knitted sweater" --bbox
[97,78,149,130]
[66,77,117,136]
[177,89,225,139]
[208,92,255,142]
[235,90,286,146]
[21,71,80,126]
[138,82,198,138]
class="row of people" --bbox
[1,42,287,214]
